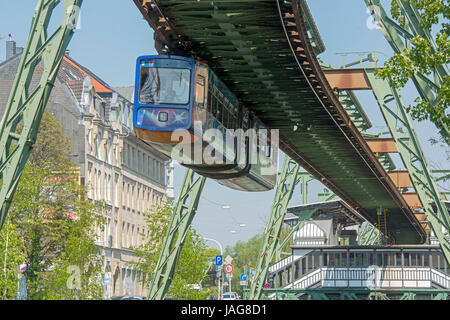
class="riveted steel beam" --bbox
[366,69,450,264]
[0,0,83,230]
[364,0,449,145]
[147,169,206,300]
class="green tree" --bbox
[377,0,449,135]
[224,228,294,297]
[223,233,263,297]
[0,218,26,299]
[1,111,104,300]
[134,201,212,300]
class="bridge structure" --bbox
[0,0,448,300]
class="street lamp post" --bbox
[202,237,223,300]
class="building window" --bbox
[123,143,128,166]
[114,174,119,207]
[138,151,141,172]
[87,165,92,198]
[108,174,112,201]
[96,170,101,200]
[96,130,103,160]
[122,222,125,247]
[132,186,135,210]
[104,142,109,164]
[87,131,92,155]
[127,184,130,208]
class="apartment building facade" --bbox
[0,42,173,298]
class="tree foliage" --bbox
[133,201,213,300]
[223,227,293,296]
[376,0,449,131]
[224,233,263,296]
[0,220,26,299]
[0,111,104,300]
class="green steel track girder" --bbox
[136,0,426,244]
[248,156,302,300]
[366,69,450,264]
[364,0,450,145]
[147,169,206,300]
[0,0,82,230]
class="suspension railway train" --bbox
[133,55,278,192]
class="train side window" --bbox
[211,87,217,117]
[208,83,213,113]
[195,75,205,105]
[223,102,229,128]
[216,100,221,122]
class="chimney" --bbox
[6,38,16,60]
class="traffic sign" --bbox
[215,255,223,266]
[240,273,247,281]
[224,255,233,265]
[240,280,248,286]
[264,283,270,289]
[224,264,233,274]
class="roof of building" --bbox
[57,55,113,106]
[113,86,135,103]
[286,200,365,227]
[62,55,112,93]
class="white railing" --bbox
[288,268,323,289]
[269,255,300,273]
[277,267,450,290]
[431,268,450,288]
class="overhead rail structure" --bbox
[134,0,425,244]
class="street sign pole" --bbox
[215,255,223,300]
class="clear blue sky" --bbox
[0,0,448,250]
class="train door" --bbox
[193,64,208,126]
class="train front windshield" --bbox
[139,67,190,105]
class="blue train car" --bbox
[133,55,277,192]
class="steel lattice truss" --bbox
[365,0,450,145]
[0,0,83,230]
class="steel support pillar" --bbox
[366,69,450,264]
[274,207,319,262]
[359,221,381,245]
[364,0,450,145]
[0,0,83,230]
[147,169,206,300]
[248,156,302,300]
